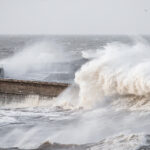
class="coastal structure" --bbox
[0,78,69,98]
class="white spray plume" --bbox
[0,41,73,79]
[2,40,150,149]
[75,42,150,108]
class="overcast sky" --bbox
[0,0,149,35]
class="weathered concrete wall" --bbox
[0,79,69,97]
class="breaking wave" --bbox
[2,39,150,150]
[0,134,149,150]
[73,41,150,108]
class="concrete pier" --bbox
[0,78,69,97]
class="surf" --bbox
[1,37,150,150]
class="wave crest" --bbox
[75,42,150,107]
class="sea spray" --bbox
[2,39,150,149]
[75,42,150,108]
[0,41,78,81]
[49,41,150,110]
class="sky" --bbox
[0,0,150,35]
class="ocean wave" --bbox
[0,133,148,150]
[75,42,150,108]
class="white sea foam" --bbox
[1,40,150,149]
[75,41,150,108]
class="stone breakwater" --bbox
[0,78,69,97]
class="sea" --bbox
[0,35,150,150]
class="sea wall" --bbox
[0,79,69,97]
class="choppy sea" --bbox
[0,35,150,150]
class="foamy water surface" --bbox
[0,35,150,150]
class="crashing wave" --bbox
[0,133,149,150]
[74,42,150,108]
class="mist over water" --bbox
[50,39,150,149]
[0,40,80,82]
[1,36,150,150]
